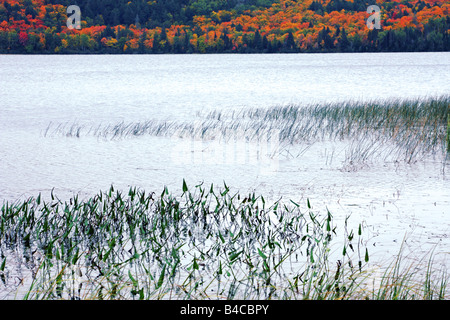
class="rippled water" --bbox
[0,52,449,267]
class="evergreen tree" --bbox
[318,27,333,51]
[284,31,296,52]
[338,27,351,52]
[253,29,263,51]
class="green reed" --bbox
[1,181,447,300]
[43,95,450,166]
[1,181,372,300]
[219,95,449,164]
[447,113,450,153]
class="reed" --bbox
[0,182,363,300]
[361,243,449,300]
[1,182,447,300]
[43,95,450,166]
[447,113,450,153]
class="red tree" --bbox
[19,31,28,46]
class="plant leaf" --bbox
[0,257,5,271]
[156,264,166,289]
[257,248,267,260]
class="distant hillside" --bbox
[0,0,448,53]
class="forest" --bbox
[0,0,448,53]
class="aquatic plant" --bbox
[447,113,450,153]
[0,181,373,300]
[1,182,447,300]
[43,95,450,166]
[360,242,449,300]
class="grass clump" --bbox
[212,95,450,164]
[447,113,450,153]
[1,181,368,300]
[0,181,447,300]
[359,243,449,300]
[44,95,450,166]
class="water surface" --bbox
[0,52,449,267]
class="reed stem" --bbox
[447,113,450,153]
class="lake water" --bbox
[0,52,449,269]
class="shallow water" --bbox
[0,52,449,272]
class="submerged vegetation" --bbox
[0,181,447,300]
[44,95,450,167]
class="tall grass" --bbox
[43,95,450,165]
[447,113,450,153]
[1,182,448,300]
[360,242,449,300]
[209,95,449,164]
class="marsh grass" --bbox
[1,182,448,300]
[360,244,449,300]
[207,95,449,165]
[43,96,450,166]
[0,181,368,300]
[447,113,450,153]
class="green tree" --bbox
[253,29,263,51]
[80,34,90,51]
[338,27,351,52]
[284,31,296,52]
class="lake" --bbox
[0,52,449,269]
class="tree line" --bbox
[0,0,448,54]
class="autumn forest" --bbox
[0,0,448,54]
